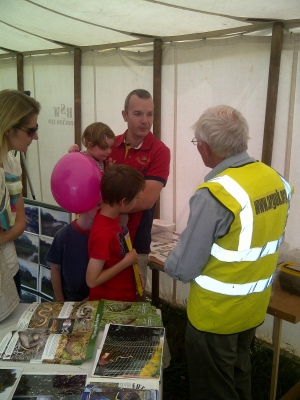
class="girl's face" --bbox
[87,137,115,161]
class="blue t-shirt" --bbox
[45,221,90,301]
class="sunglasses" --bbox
[15,124,38,137]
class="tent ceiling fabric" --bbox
[0,0,300,56]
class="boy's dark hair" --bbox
[82,122,115,149]
[101,165,145,206]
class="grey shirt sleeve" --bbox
[164,188,233,283]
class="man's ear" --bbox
[86,141,93,149]
[122,110,128,122]
[202,140,211,156]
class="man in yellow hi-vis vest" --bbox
[165,105,292,400]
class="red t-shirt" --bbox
[110,131,170,253]
[88,213,136,302]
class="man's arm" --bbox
[50,263,65,302]
[165,188,232,283]
[129,180,164,213]
[130,142,170,213]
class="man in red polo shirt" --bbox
[110,89,170,293]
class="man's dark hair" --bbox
[124,89,152,113]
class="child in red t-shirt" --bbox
[86,164,145,302]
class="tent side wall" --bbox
[0,34,299,353]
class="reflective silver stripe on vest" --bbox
[211,235,283,262]
[194,274,274,296]
[209,175,253,251]
[280,175,293,202]
[194,173,291,295]
[208,175,291,262]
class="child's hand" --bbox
[68,144,79,153]
[124,249,138,266]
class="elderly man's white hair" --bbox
[193,105,250,159]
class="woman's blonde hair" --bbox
[0,89,40,162]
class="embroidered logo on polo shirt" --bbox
[136,156,150,165]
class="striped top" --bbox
[0,152,22,231]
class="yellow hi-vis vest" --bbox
[187,161,292,334]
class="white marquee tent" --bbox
[1,0,300,354]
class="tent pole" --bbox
[17,53,28,198]
[153,38,162,142]
[284,41,299,181]
[152,38,163,306]
[20,152,36,200]
[17,53,24,92]
[261,22,284,400]
[261,22,284,166]
[153,38,163,220]
[74,48,82,148]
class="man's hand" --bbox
[129,180,164,213]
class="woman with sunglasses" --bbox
[0,89,40,320]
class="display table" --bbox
[0,302,170,399]
[267,278,300,400]
[149,256,165,308]
[149,239,300,400]
[149,233,179,307]
[0,303,99,375]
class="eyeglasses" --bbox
[191,137,199,145]
[15,124,38,137]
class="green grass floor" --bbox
[160,303,300,400]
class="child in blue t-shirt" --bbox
[45,205,100,302]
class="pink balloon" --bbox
[51,152,102,213]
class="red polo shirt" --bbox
[110,130,170,253]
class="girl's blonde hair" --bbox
[82,122,115,149]
[0,89,40,162]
